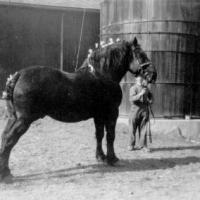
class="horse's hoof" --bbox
[0,168,13,183]
[0,173,13,184]
[106,156,119,166]
[96,153,106,163]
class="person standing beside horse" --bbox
[128,76,153,152]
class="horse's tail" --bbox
[2,72,20,117]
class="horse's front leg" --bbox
[105,109,119,165]
[94,118,106,162]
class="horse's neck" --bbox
[106,66,128,83]
[98,50,130,83]
[85,50,129,83]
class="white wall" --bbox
[0,0,100,9]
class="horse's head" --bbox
[129,37,157,83]
[78,38,157,83]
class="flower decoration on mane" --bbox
[2,72,19,100]
[100,38,114,48]
[116,38,121,42]
[95,43,99,48]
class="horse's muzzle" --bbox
[147,71,157,84]
[145,64,157,84]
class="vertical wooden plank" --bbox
[60,13,64,71]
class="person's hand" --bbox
[147,98,153,104]
[140,88,147,96]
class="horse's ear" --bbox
[132,37,138,47]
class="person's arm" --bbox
[129,86,144,102]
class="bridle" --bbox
[128,46,153,79]
[128,57,152,76]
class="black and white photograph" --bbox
[0,0,200,199]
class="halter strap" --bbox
[128,60,152,77]
[140,61,152,68]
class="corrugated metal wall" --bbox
[0,4,99,92]
[101,0,200,118]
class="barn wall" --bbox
[0,4,100,92]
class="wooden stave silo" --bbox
[100,0,200,118]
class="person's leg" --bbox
[128,111,138,151]
[138,110,150,151]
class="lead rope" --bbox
[75,8,86,71]
[148,105,154,144]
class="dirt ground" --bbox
[0,104,200,200]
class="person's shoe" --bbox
[127,145,135,151]
[134,146,143,150]
[142,147,151,153]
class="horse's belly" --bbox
[48,108,93,122]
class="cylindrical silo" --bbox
[100,0,200,118]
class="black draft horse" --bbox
[0,37,156,181]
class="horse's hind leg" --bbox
[94,118,106,162]
[0,117,30,181]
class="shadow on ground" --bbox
[13,155,200,183]
[151,145,200,152]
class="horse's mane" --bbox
[79,40,133,76]
[92,40,133,73]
